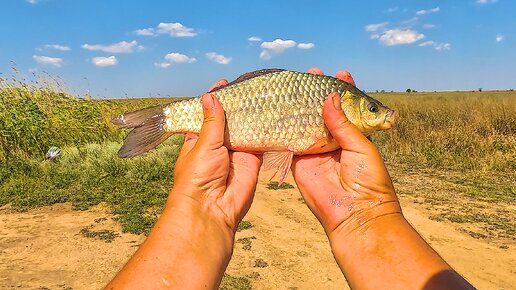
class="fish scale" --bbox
[113,69,395,183]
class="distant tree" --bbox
[375,90,379,93]
[381,90,385,93]
[406,88,412,93]
[478,88,483,92]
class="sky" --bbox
[0,0,515,98]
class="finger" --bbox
[226,152,262,221]
[335,70,356,86]
[208,79,229,92]
[307,67,323,75]
[196,93,226,150]
[322,92,370,153]
[177,136,197,159]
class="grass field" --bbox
[0,86,514,237]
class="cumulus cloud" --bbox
[136,22,197,37]
[248,36,262,42]
[365,22,389,32]
[92,56,118,67]
[165,53,196,63]
[205,52,232,64]
[81,41,143,53]
[259,39,297,60]
[155,52,196,68]
[379,29,425,46]
[496,34,504,42]
[135,28,156,36]
[261,39,297,53]
[416,7,440,15]
[33,55,63,67]
[44,44,70,51]
[477,0,497,4]
[419,41,451,50]
[297,43,314,49]
[385,7,398,13]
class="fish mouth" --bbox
[380,109,396,130]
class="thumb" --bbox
[323,92,371,152]
[197,93,226,150]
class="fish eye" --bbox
[367,102,379,113]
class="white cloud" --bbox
[365,22,389,32]
[205,52,232,64]
[164,53,196,63]
[419,41,451,50]
[154,62,171,68]
[261,39,296,53]
[44,44,71,51]
[248,36,262,42]
[496,34,504,42]
[378,29,425,46]
[423,24,436,29]
[416,7,440,15]
[81,41,143,53]
[297,43,314,49]
[136,22,197,37]
[135,28,156,36]
[259,51,271,61]
[33,55,63,67]
[158,22,197,37]
[259,39,297,60]
[477,0,497,4]
[92,56,118,67]
[26,0,40,4]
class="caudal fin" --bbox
[112,105,173,158]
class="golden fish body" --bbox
[113,69,395,182]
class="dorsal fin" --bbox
[210,69,286,92]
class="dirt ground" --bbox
[1,172,514,290]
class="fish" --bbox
[112,69,396,183]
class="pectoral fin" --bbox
[262,151,294,185]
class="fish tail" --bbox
[112,104,173,158]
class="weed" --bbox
[79,226,120,243]
[219,274,251,290]
[266,181,295,190]
[254,258,268,268]
[237,220,253,232]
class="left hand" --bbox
[170,91,262,233]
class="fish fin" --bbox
[112,104,169,128]
[117,109,173,158]
[263,151,294,185]
[208,69,286,92]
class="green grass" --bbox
[0,137,183,234]
[0,85,514,238]
[237,220,254,232]
[266,181,295,190]
[219,274,251,290]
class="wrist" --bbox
[328,200,403,252]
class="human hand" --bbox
[308,67,356,86]
[170,90,262,234]
[292,70,401,238]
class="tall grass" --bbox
[0,85,176,160]
[371,91,516,173]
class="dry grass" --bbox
[371,90,515,173]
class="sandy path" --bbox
[0,172,514,289]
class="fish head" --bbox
[340,90,396,135]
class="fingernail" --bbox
[202,94,215,110]
[331,93,342,111]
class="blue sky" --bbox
[1,0,514,98]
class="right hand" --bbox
[292,87,401,239]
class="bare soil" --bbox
[1,172,514,290]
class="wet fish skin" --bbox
[113,69,395,182]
